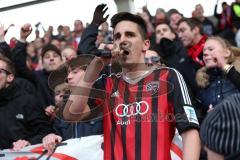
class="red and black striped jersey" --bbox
[89,67,199,160]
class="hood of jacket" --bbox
[0,79,26,106]
[196,57,240,88]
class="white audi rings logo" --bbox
[115,101,149,117]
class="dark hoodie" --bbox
[12,41,55,109]
[0,79,53,149]
[154,38,200,94]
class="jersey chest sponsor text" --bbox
[114,100,149,125]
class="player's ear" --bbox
[142,39,150,52]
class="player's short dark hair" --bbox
[111,12,148,40]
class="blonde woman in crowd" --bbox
[196,36,240,115]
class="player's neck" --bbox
[122,64,153,84]
[122,62,149,75]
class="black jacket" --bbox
[196,68,240,113]
[78,24,114,75]
[0,41,12,59]
[196,57,240,115]
[11,41,55,108]
[33,70,55,108]
[78,24,98,55]
[154,38,200,94]
[0,79,53,149]
[54,119,103,140]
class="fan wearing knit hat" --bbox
[200,93,240,160]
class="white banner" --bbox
[0,132,182,160]
[0,135,104,160]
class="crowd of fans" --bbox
[0,1,240,160]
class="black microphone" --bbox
[91,49,129,57]
[91,49,112,58]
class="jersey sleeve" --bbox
[167,68,199,134]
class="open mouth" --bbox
[123,50,129,55]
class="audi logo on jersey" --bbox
[115,101,149,117]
